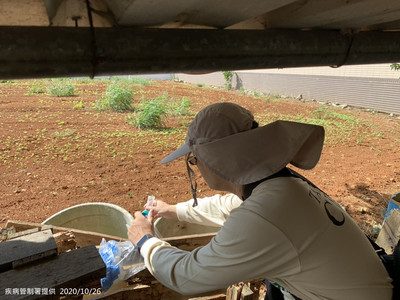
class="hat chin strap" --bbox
[185,154,198,207]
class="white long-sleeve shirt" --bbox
[175,192,242,227]
[140,176,393,299]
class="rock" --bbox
[371,224,382,237]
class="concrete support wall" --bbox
[176,72,226,86]
[176,68,400,115]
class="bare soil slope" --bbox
[1,79,399,236]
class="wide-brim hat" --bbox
[161,102,325,185]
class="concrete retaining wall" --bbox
[176,66,400,115]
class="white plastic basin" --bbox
[42,202,133,239]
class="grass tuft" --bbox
[95,83,134,112]
[127,99,167,129]
[48,82,75,97]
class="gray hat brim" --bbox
[161,143,191,164]
[192,120,325,185]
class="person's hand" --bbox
[145,199,177,220]
[128,211,155,246]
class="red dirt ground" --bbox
[1,79,399,237]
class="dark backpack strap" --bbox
[382,240,400,300]
[264,280,285,300]
[367,236,387,257]
[264,280,302,300]
[285,168,323,191]
[368,233,400,300]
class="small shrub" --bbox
[48,83,75,97]
[253,91,261,98]
[166,96,191,116]
[390,63,400,71]
[128,100,167,129]
[174,97,191,116]
[26,85,45,96]
[96,83,133,112]
[222,71,234,90]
